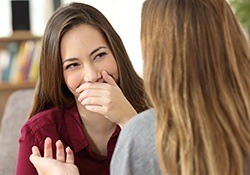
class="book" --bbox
[28,40,41,82]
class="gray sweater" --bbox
[110,109,161,175]
[111,109,250,175]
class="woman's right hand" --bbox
[29,138,80,175]
[76,70,137,128]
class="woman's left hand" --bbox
[76,70,137,128]
[29,138,79,175]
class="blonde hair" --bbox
[141,0,250,174]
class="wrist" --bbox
[118,109,137,129]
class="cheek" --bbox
[63,72,80,94]
[103,57,119,82]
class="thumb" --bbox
[29,154,40,165]
[29,146,41,165]
[29,146,41,170]
[29,154,47,175]
[101,70,117,86]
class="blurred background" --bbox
[0,0,145,75]
[228,0,250,41]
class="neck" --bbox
[76,102,116,133]
[76,102,117,156]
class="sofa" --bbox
[0,89,35,175]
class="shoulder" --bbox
[111,109,161,175]
[20,104,78,142]
[121,109,155,137]
[118,108,156,147]
[130,108,155,124]
[19,107,64,144]
[24,107,63,130]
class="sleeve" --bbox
[110,124,136,175]
[16,125,40,175]
[110,109,161,175]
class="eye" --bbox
[93,52,107,61]
[65,62,80,70]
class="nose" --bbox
[82,63,101,83]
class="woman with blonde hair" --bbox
[29,0,250,174]
[136,0,250,175]
[113,0,250,174]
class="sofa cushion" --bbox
[0,89,34,175]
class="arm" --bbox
[76,70,137,128]
[29,137,79,175]
[16,126,40,175]
[110,109,161,175]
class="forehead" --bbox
[60,24,109,58]
[62,24,106,45]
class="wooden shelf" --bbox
[0,82,36,90]
[0,31,41,42]
[0,32,40,121]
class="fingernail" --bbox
[56,140,62,144]
[45,137,51,141]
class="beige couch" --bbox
[0,89,34,175]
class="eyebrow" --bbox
[62,46,107,64]
[90,46,107,56]
[62,57,78,64]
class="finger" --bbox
[29,152,50,175]
[56,140,65,162]
[65,147,74,164]
[76,81,114,93]
[80,96,109,106]
[76,83,107,93]
[85,105,106,115]
[101,70,117,86]
[31,146,42,156]
[77,89,102,102]
[29,146,42,171]
[44,137,53,158]
[29,154,40,167]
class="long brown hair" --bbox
[30,2,147,117]
[141,0,250,174]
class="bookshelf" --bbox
[0,31,41,121]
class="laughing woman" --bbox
[16,2,147,175]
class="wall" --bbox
[0,0,53,37]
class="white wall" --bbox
[0,0,12,37]
[30,0,54,36]
[0,0,53,37]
